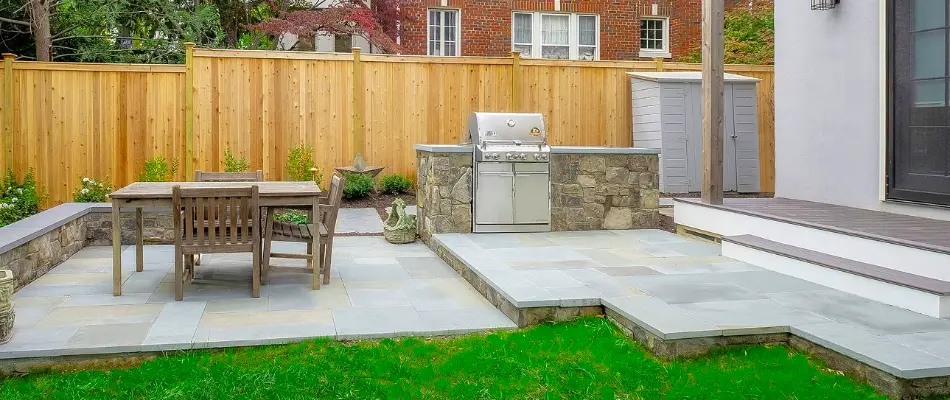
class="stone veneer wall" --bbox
[0,205,175,291]
[2,217,85,290]
[550,153,660,231]
[416,149,474,243]
[84,211,174,246]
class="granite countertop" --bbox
[414,144,660,155]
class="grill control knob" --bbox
[520,154,527,160]
[541,153,548,160]
[533,153,540,160]
[492,153,500,160]
[506,153,513,160]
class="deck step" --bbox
[674,198,950,281]
[722,235,950,318]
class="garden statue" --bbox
[384,198,417,244]
[0,270,14,343]
[335,153,384,178]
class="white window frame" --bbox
[427,8,461,57]
[638,16,671,59]
[511,12,600,61]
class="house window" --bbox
[428,9,460,56]
[511,12,599,60]
[639,17,670,58]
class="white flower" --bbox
[80,188,90,195]
[10,197,17,202]
[89,180,97,185]
[82,177,90,183]
[17,188,22,193]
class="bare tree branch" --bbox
[0,16,32,28]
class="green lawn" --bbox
[0,318,886,399]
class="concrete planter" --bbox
[0,270,14,344]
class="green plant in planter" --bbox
[139,157,179,182]
[343,173,374,200]
[274,210,309,225]
[379,174,412,195]
[223,149,249,173]
[73,177,113,203]
[286,144,321,186]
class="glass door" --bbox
[888,0,950,205]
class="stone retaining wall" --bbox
[84,211,174,246]
[416,150,474,243]
[551,153,660,231]
[0,204,176,290]
[2,217,85,290]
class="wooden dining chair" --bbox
[191,170,263,266]
[194,170,263,182]
[262,173,345,289]
[173,185,261,300]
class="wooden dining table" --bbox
[109,181,324,296]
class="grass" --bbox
[0,318,886,400]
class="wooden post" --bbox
[701,0,725,205]
[653,57,665,72]
[184,43,195,181]
[352,47,365,158]
[1,53,13,175]
[511,51,522,112]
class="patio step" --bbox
[722,235,950,318]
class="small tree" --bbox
[251,0,414,53]
[223,149,250,172]
[285,144,321,185]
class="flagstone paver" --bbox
[433,229,950,379]
[0,237,515,359]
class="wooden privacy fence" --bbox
[0,48,775,206]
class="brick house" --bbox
[397,0,766,61]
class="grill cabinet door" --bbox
[513,163,550,224]
[475,163,514,225]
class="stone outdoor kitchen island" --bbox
[415,144,661,241]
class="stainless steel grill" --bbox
[468,112,551,233]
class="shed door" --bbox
[733,84,761,193]
[686,82,704,192]
[723,84,739,192]
[888,0,950,205]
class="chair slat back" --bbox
[194,170,263,182]
[173,185,260,251]
[321,174,345,235]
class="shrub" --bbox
[274,210,309,225]
[681,6,774,65]
[139,156,179,182]
[286,144,321,186]
[223,149,249,173]
[379,174,412,195]
[0,170,43,227]
[343,173,374,200]
[73,177,112,203]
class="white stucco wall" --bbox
[774,1,950,221]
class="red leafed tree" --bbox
[253,0,416,54]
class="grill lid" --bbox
[468,112,547,146]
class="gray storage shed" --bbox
[629,71,761,194]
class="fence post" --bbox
[184,42,195,181]
[352,47,365,158]
[653,57,665,72]
[1,53,13,175]
[511,51,522,112]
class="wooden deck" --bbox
[677,197,950,255]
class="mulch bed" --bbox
[341,191,417,220]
